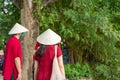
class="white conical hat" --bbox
[37,29,61,45]
[8,23,29,34]
[0,50,4,55]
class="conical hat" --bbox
[8,23,29,34]
[0,50,4,55]
[37,29,61,45]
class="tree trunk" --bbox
[69,49,75,64]
[20,0,39,80]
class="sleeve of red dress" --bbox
[34,54,40,61]
[34,41,39,50]
[57,46,62,57]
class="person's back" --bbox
[34,29,65,80]
[34,45,62,80]
[2,36,22,79]
[2,36,16,78]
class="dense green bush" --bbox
[93,63,120,80]
[65,63,92,80]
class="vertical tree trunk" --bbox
[20,0,39,80]
[69,49,75,64]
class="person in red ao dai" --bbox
[2,23,28,80]
[33,29,66,80]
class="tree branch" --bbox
[41,0,57,9]
[12,0,23,9]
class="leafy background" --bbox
[0,0,120,79]
[0,0,20,49]
[33,0,120,79]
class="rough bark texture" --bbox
[20,0,39,80]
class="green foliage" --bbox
[0,0,20,49]
[65,63,92,80]
[93,63,111,80]
[93,63,120,80]
[33,0,120,79]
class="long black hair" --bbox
[36,44,48,58]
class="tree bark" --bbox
[20,0,39,80]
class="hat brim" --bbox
[8,23,29,34]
